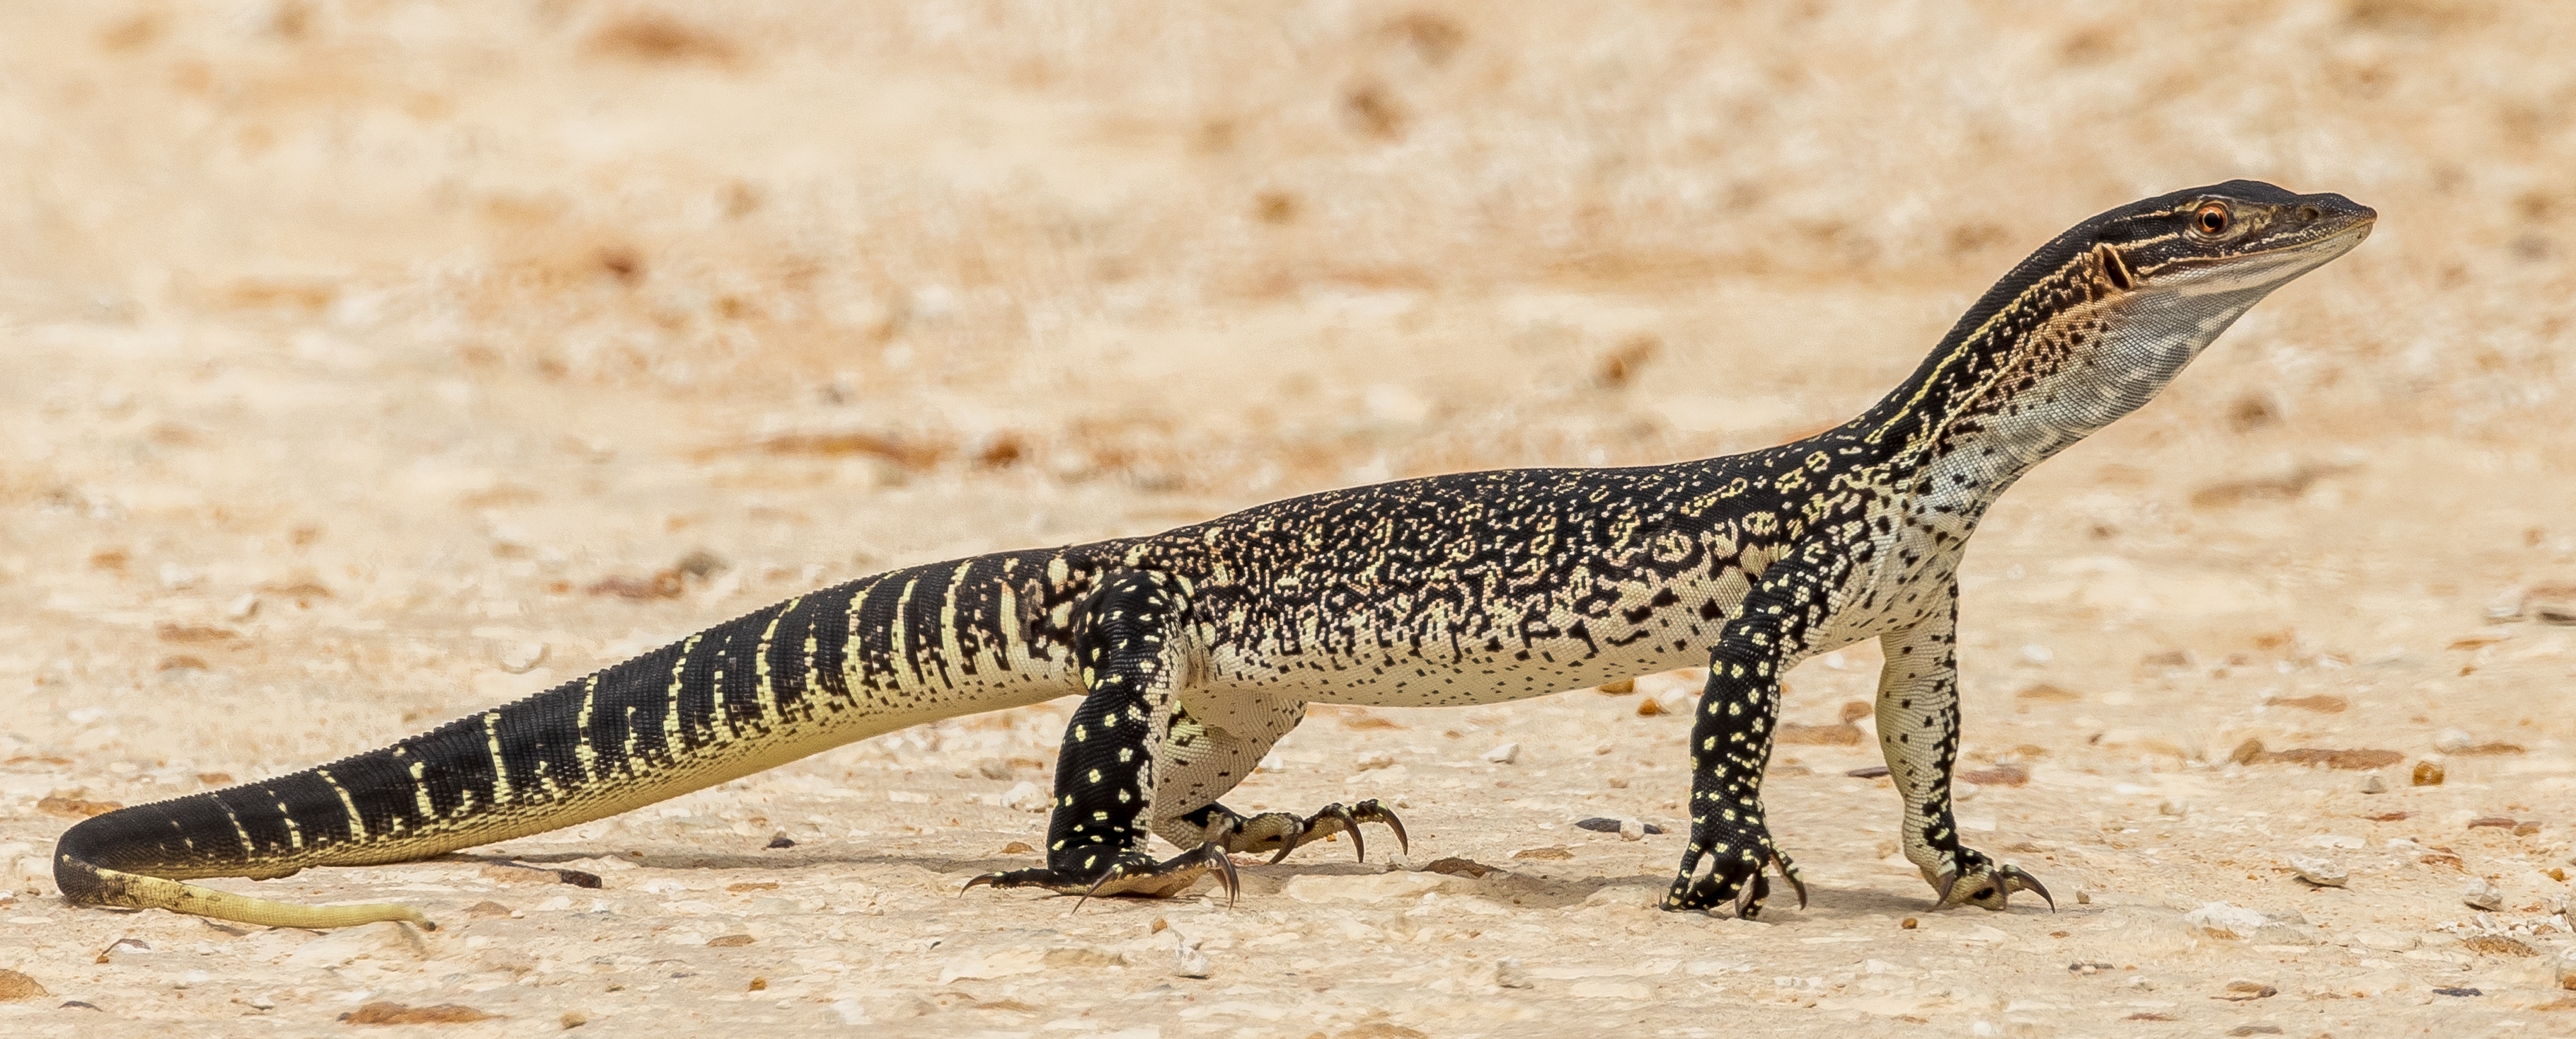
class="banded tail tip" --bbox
[57,851,435,931]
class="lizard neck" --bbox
[1841,244,2289,526]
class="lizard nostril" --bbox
[2298,205,2322,222]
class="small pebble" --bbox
[560,1011,590,1028]
[2413,760,2445,786]
[2463,878,2504,912]
[1899,917,1918,929]
[1846,765,1891,779]
[224,592,260,621]
[2432,987,2483,997]
[2287,856,2347,888]
[1171,938,1212,979]
[1352,752,1396,771]
[2432,729,2477,754]
[499,642,550,675]
[1493,958,1532,989]
[1618,818,1645,842]
[2359,772,2387,794]
[2067,961,2113,975]
[1482,742,1520,764]
[765,833,795,850]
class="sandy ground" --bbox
[4,2,2575,1035]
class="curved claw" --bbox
[960,873,999,895]
[1352,800,1410,857]
[1327,805,1365,862]
[1775,851,1808,911]
[1073,861,1127,913]
[1931,861,2054,912]
[1209,844,1242,907]
[1731,868,1768,919]
[1999,864,2054,912]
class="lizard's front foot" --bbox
[1662,828,1807,918]
[1930,849,2054,912]
[1209,799,1410,865]
[964,842,1241,905]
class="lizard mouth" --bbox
[2151,212,2374,295]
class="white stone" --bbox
[2287,856,2347,888]
[1618,818,1645,842]
[2433,729,2478,754]
[1482,742,1521,764]
[224,592,260,620]
[2360,773,2388,794]
[2463,878,2504,912]
[498,641,549,674]
[1171,937,1212,979]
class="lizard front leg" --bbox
[966,572,1238,902]
[1876,588,2052,912]
[1664,541,1847,918]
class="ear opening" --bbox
[2093,243,2135,292]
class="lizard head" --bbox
[1861,181,2374,477]
[2083,180,2376,299]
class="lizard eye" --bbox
[2193,202,2231,236]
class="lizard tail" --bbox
[54,553,1079,929]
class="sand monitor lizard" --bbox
[55,180,2374,929]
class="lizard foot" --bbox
[1662,833,1807,919]
[1931,851,2053,912]
[1213,799,1410,865]
[963,842,1241,906]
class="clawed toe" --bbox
[1664,844,1803,919]
[964,844,1241,908]
[1933,860,2054,912]
[1241,798,1411,866]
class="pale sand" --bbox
[2,4,2573,1035]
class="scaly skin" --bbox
[55,180,2373,928]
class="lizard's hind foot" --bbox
[964,843,1241,907]
[1932,855,2054,912]
[1209,799,1410,865]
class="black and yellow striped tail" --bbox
[54,556,1072,929]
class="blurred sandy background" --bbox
[1,2,2572,1035]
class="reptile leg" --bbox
[965,572,1237,902]
[1171,800,1410,864]
[1876,592,2053,912]
[1665,543,1846,917]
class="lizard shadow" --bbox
[436,852,2003,920]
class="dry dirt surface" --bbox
[4,3,2575,1037]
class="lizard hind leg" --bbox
[963,571,1242,904]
